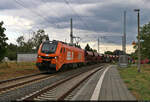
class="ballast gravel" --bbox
[0,64,103,102]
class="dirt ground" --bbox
[0,62,40,80]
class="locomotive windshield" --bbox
[41,42,57,54]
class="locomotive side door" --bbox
[60,47,65,64]
[62,48,65,62]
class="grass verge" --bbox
[0,61,40,80]
[118,64,150,100]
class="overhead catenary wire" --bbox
[63,0,93,30]
[63,0,93,33]
[12,0,124,52]
[29,0,63,27]
[23,0,65,40]
[14,0,86,43]
[13,0,46,36]
[13,0,63,42]
[14,0,60,29]
[14,0,97,40]
[63,0,102,40]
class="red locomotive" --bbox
[36,40,84,72]
[36,40,113,72]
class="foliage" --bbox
[84,44,97,52]
[16,35,35,53]
[140,22,150,59]
[32,29,49,51]
[16,29,49,53]
[113,49,123,55]
[85,44,92,51]
[130,52,138,60]
[104,50,123,55]
[0,21,8,62]
[104,51,113,55]
[6,43,17,60]
[133,22,150,60]
[92,49,97,52]
[17,36,24,47]
[75,44,81,48]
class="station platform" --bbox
[71,65,136,100]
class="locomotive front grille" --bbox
[42,60,51,64]
[41,56,55,59]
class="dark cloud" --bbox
[40,0,104,4]
[1,0,150,46]
[33,0,139,45]
[0,0,19,10]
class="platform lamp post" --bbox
[134,9,141,72]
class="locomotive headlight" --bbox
[54,56,57,59]
[37,55,41,58]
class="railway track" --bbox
[0,73,55,94]
[18,66,104,101]
[0,65,95,94]
[0,72,45,84]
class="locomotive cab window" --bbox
[64,48,65,53]
[60,48,63,53]
[41,42,57,54]
[61,48,65,54]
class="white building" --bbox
[17,53,37,62]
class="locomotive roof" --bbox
[43,40,82,49]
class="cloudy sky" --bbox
[1,0,150,53]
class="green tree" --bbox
[133,22,150,60]
[105,51,113,55]
[139,22,150,59]
[16,36,29,52]
[84,44,97,52]
[0,21,8,61]
[85,44,92,51]
[113,50,123,55]
[16,36,25,47]
[16,29,49,53]
[130,52,137,60]
[6,43,17,60]
[93,49,97,52]
[32,29,49,51]
[75,44,81,48]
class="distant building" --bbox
[2,57,9,62]
[118,55,128,68]
[17,53,37,62]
